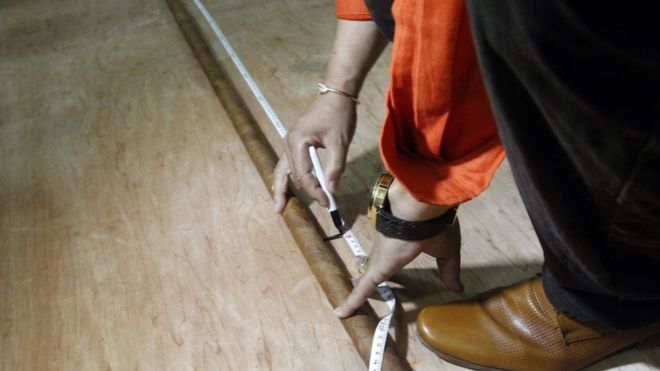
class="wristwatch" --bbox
[368,172,457,241]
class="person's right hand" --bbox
[272,92,357,213]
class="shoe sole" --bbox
[416,328,660,371]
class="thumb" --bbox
[435,252,463,293]
[271,156,291,213]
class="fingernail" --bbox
[333,307,343,317]
[328,180,337,192]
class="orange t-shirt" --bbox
[336,0,505,205]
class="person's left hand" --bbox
[333,181,464,318]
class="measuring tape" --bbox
[190,1,396,369]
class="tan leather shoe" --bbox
[416,277,660,370]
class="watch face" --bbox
[368,172,394,227]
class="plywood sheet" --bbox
[0,0,363,369]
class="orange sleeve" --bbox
[335,0,372,20]
[380,0,505,206]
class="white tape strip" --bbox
[191,0,288,139]
[190,1,396,370]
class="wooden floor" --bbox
[0,0,658,370]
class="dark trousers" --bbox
[466,1,660,329]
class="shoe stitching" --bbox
[558,314,608,344]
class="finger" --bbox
[283,136,302,189]
[324,138,348,193]
[333,269,385,318]
[272,157,290,213]
[286,138,329,207]
[435,251,463,293]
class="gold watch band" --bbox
[368,172,394,228]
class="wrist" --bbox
[368,173,457,241]
[317,83,360,104]
[388,181,451,221]
[321,77,361,98]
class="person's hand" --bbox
[272,93,357,213]
[271,18,388,213]
[333,222,462,318]
[333,181,464,318]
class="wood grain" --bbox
[2,0,658,369]
[0,0,364,369]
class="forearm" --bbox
[388,180,452,221]
[323,19,388,97]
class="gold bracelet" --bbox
[316,83,360,104]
